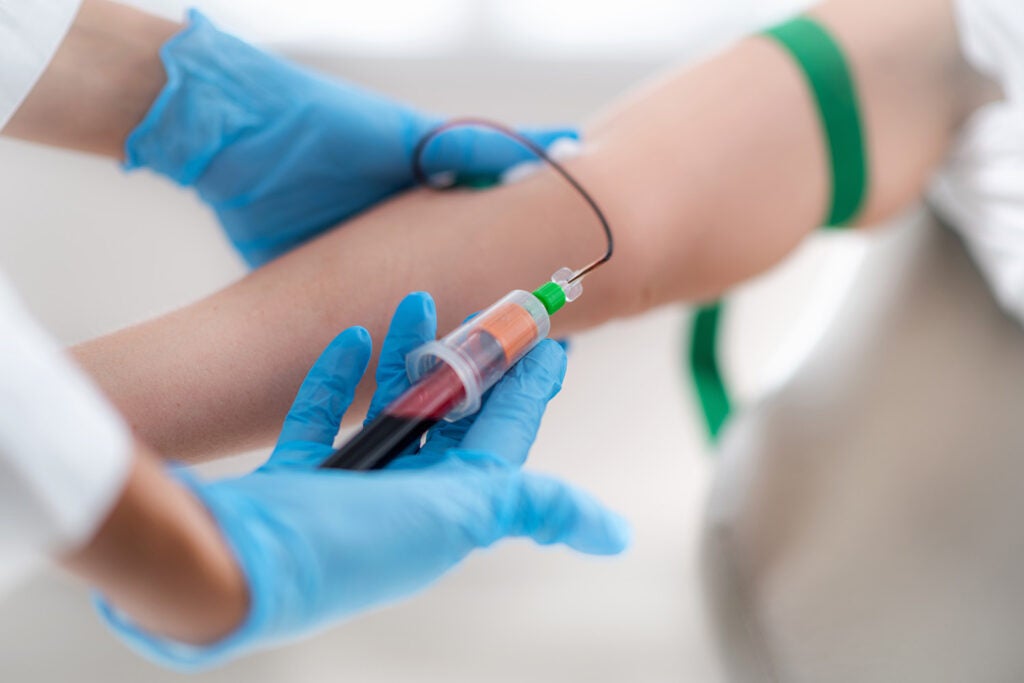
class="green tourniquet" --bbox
[688,16,866,443]
[533,282,567,315]
[690,302,731,439]
[765,17,868,226]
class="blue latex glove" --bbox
[97,292,629,669]
[126,11,578,267]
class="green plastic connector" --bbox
[457,174,503,189]
[532,282,566,315]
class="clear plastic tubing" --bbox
[321,278,577,471]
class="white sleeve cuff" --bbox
[953,0,1024,104]
[0,273,130,573]
[0,0,82,130]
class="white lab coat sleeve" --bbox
[0,272,131,593]
[0,0,82,130]
[930,0,1024,325]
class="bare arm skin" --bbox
[71,0,992,460]
[62,444,248,644]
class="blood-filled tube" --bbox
[320,283,572,471]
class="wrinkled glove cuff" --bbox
[124,10,288,186]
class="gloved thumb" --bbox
[501,471,631,556]
[365,292,436,424]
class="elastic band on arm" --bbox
[764,16,869,227]
[689,16,869,443]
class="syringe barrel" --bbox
[406,290,551,421]
[319,290,552,471]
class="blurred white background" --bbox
[0,1,872,681]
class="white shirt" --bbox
[1,0,130,591]
[932,0,1024,324]
[0,0,81,129]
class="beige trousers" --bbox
[703,211,1024,682]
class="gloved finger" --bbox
[451,340,567,467]
[391,306,486,464]
[383,308,489,469]
[273,327,372,451]
[424,340,565,460]
[505,472,631,555]
[437,454,630,555]
[365,292,437,424]
[418,353,516,458]
[419,126,579,179]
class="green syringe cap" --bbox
[533,281,567,315]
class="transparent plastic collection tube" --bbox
[320,274,580,471]
[320,118,611,472]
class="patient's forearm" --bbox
[74,177,630,458]
[74,0,989,460]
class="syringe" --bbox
[320,271,582,471]
[319,117,613,471]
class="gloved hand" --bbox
[126,11,578,267]
[97,292,629,669]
